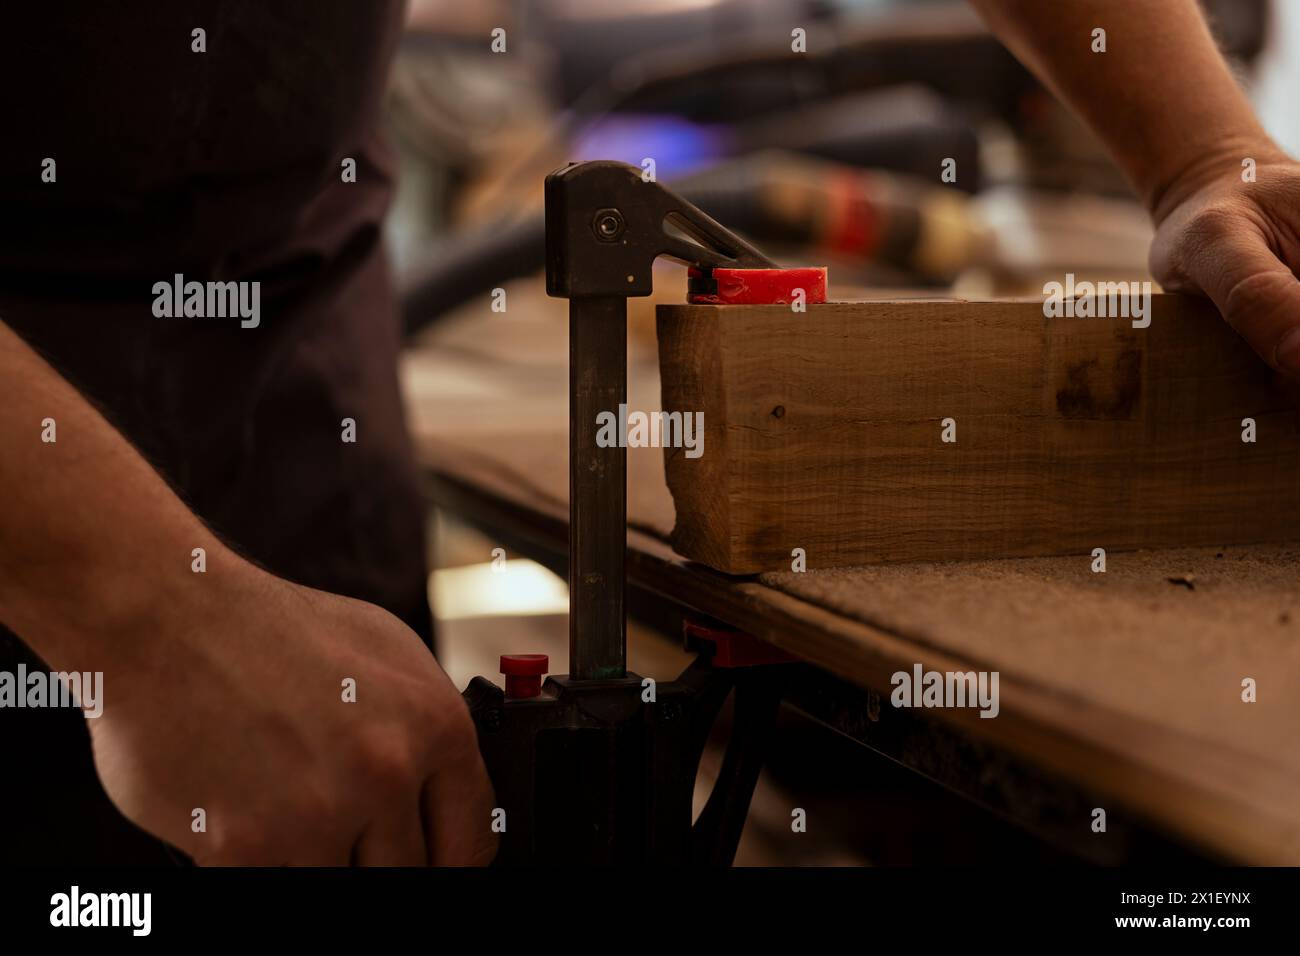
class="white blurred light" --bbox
[430,559,569,620]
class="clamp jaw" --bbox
[461,161,797,865]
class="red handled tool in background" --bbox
[461,161,806,865]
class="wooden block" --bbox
[656,296,1300,573]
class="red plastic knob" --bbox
[686,266,828,305]
[500,654,549,699]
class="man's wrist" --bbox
[6,536,259,674]
[1146,134,1290,225]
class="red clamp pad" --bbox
[683,620,799,668]
[500,654,549,699]
[687,266,828,306]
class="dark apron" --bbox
[0,1,429,863]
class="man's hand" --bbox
[970,0,1298,369]
[87,563,497,866]
[0,322,494,865]
[1150,154,1300,377]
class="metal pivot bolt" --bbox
[592,208,625,242]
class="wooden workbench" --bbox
[402,280,1300,864]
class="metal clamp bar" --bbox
[568,296,627,680]
[545,160,776,683]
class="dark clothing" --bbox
[0,2,426,863]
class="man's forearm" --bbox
[969,0,1284,219]
[0,320,243,671]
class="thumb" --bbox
[1168,221,1300,374]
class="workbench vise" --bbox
[461,161,805,865]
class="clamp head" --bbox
[545,160,777,300]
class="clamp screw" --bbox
[592,208,625,242]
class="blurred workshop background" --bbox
[390,0,1285,865]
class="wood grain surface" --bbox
[657,296,1300,573]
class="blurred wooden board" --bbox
[402,287,1300,864]
[657,295,1300,572]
